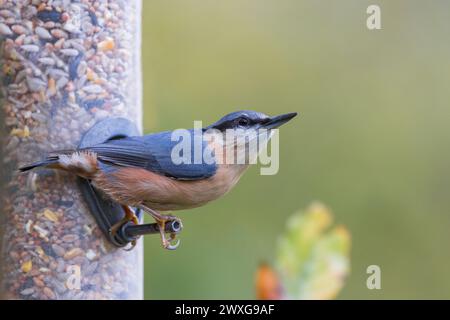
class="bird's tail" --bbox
[18,155,60,172]
[18,150,98,178]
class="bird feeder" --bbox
[0,0,143,299]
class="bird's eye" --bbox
[237,117,250,126]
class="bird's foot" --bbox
[124,239,137,251]
[138,204,183,250]
[156,215,183,250]
[109,205,140,237]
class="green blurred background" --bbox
[141,0,450,299]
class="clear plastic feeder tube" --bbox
[0,0,143,299]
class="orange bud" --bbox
[255,263,283,300]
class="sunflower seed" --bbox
[37,9,62,23]
[21,44,39,52]
[83,84,103,93]
[26,77,46,91]
[51,29,68,39]
[60,48,79,56]
[63,22,79,33]
[0,23,13,35]
[38,57,55,66]
[56,77,68,89]
[0,10,14,18]
[35,26,52,39]
[11,25,27,35]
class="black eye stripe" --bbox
[213,120,234,131]
[209,115,265,131]
[236,116,252,126]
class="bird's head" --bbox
[206,110,297,132]
[204,110,297,165]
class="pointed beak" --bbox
[262,112,298,129]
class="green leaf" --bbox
[276,202,351,299]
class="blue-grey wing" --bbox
[86,130,217,180]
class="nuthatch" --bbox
[20,110,297,250]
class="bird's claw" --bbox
[159,217,182,250]
[124,240,137,251]
[110,205,140,237]
[163,238,180,250]
[138,205,183,251]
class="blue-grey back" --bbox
[88,129,217,180]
